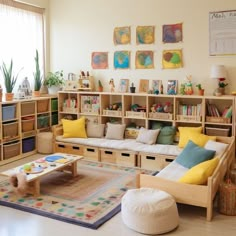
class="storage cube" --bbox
[21,102,35,116]
[205,127,230,137]
[3,141,20,159]
[116,151,137,167]
[100,148,116,163]
[37,99,49,113]
[3,121,19,140]
[51,99,58,111]
[54,142,84,155]
[83,146,100,161]
[2,105,16,121]
[37,115,49,129]
[22,116,35,132]
[22,137,35,153]
[51,113,58,125]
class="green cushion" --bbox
[151,121,163,130]
[157,126,176,144]
[175,140,216,168]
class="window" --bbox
[0,0,45,93]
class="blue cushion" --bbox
[175,140,216,168]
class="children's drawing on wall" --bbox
[91,52,108,69]
[135,51,154,69]
[167,80,178,95]
[113,26,131,45]
[114,51,130,69]
[139,79,149,93]
[162,23,183,43]
[136,26,155,44]
[162,49,183,69]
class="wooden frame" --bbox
[137,136,235,221]
[167,80,177,95]
[139,79,149,93]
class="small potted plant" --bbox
[130,82,136,93]
[44,70,64,94]
[196,84,204,96]
[33,49,43,97]
[98,80,103,92]
[0,59,21,101]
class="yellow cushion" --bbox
[62,117,87,138]
[178,158,219,185]
[178,126,202,148]
[188,133,216,147]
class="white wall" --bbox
[49,0,236,94]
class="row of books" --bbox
[178,104,202,116]
[207,103,232,118]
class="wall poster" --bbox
[114,51,130,69]
[162,23,183,43]
[136,26,155,44]
[91,52,108,69]
[162,49,183,69]
[113,26,131,45]
[135,50,154,69]
[209,10,236,56]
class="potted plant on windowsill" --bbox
[33,49,43,97]
[44,70,64,94]
[0,59,21,101]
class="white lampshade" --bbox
[210,65,227,79]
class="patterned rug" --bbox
[0,160,155,229]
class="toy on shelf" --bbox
[109,78,115,92]
[184,75,193,95]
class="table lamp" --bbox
[210,65,227,95]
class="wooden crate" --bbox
[103,110,122,116]
[22,117,35,132]
[100,148,116,164]
[3,141,21,160]
[37,99,49,113]
[126,111,146,118]
[54,142,84,155]
[83,145,100,161]
[176,115,201,122]
[116,150,137,167]
[205,127,230,137]
[21,102,35,116]
[149,112,173,120]
[206,116,231,124]
[3,122,19,140]
[140,152,175,171]
[62,107,78,113]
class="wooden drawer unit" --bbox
[100,148,116,164]
[83,145,100,161]
[3,121,19,141]
[140,153,175,171]
[54,142,84,155]
[116,150,137,167]
[3,141,21,160]
[21,101,35,116]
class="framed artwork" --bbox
[136,26,155,44]
[162,49,183,69]
[152,80,162,92]
[162,23,183,43]
[114,51,130,69]
[119,79,129,93]
[139,79,149,93]
[167,80,178,95]
[91,52,108,69]
[113,26,131,45]
[135,51,154,69]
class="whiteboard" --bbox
[209,10,236,56]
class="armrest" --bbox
[52,124,63,137]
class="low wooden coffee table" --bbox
[1,153,83,197]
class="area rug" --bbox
[0,160,155,229]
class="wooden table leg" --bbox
[71,162,78,177]
[28,179,40,197]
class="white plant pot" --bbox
[48,85,60,94]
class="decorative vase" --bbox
[33,90,41,97]
[5,93,14,101]
[48,85,60,95]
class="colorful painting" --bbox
[113,26,131,45]
[139,79,149,93]
[162,23,183,43]
[114,51,130,69]
[136,26,155,44]
[91,52,108,69]
[167,80,178,95]
[135,51,154,69]
[119,79,129,92]
[162,49,183,69]
[152,80,162,93]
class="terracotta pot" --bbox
[198,89,204,96]
[98,86,103,92]
[33,90,41,97]
[5,93,14,101]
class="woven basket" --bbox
[218,179,236,216]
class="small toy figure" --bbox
[163,102,171,113]
[179,83,185,95]
[184,75,193,95]
[109,78,115,92]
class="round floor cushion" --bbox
[37,132,53,154]
[121,188,179,235]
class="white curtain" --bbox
[0,0,44,93]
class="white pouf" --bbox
[37,132,53,154]
[121,188,179,235]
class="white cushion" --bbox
[136,127,160,145]
[86,123,105,138]
[121,188,179,234]
[204,140,228,157]
[105,123,126,140]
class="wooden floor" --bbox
[0,155,236,236]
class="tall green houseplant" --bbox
[0,59,20,101]
[34,49,43,92]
